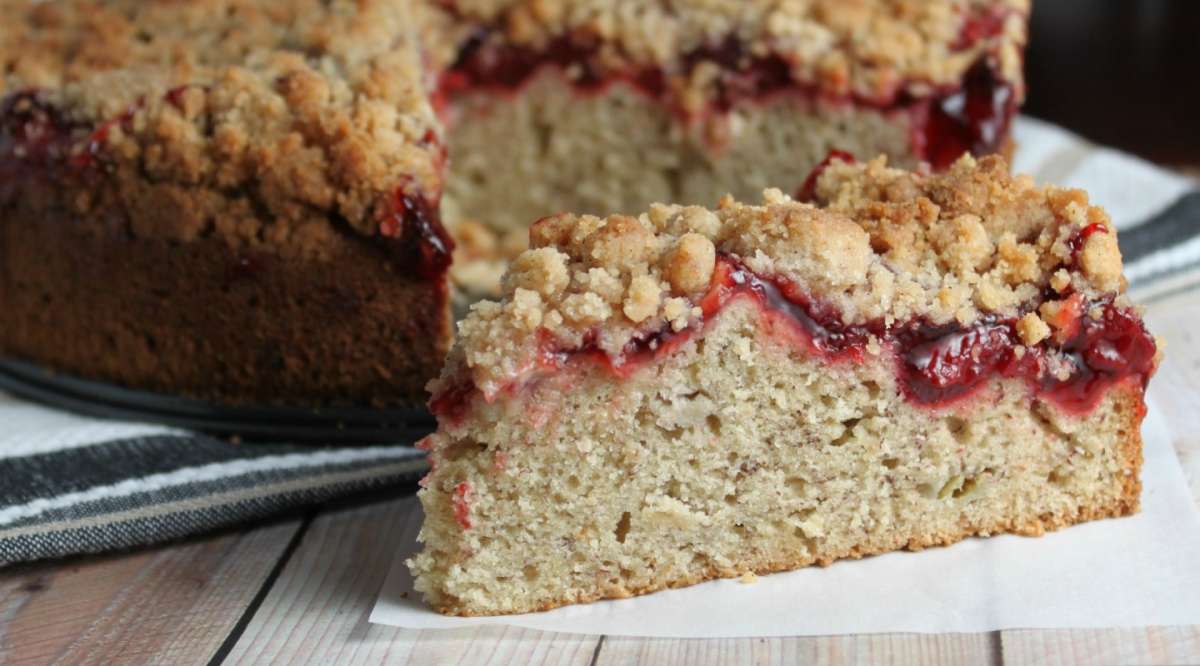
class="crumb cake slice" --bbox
[409,155,1159,616]
[0,0,451,406]
[430,0,1028,240]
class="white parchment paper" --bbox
[371,394,1200,637]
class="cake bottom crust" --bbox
[440,482,1139,617]
[0,202,451,407]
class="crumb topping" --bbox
[432,0,1028,106]
[1,0,441,251]
[438,154,1130,397]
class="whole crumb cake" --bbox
[409,155,1160,616]
[1,0,1028,406]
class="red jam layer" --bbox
[439,29,1016,170]
[432,256,1156,420]
[0,89,452,281]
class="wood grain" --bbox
[222,496,600,664]
[0,519,300,665]
[596,633,1000,666]
[1000,626,1200,666]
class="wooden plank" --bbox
[405,626,599,666]
[1000,626,1200,666]
[223,496,600,664]
[595,633,999,666]
[0,519,300,665]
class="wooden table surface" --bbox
[0,284,1196,665]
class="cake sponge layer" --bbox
[443,72,914,237]
[410,298,1143,616]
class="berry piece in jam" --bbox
[897,319,1020,405]
[1041,302,1157,413]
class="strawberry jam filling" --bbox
[916,58,1016,171]
[440,22,1016,169]
[0,89,453,281]
[432,256,1156,421]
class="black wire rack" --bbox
[0,358,436,444]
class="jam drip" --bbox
[703,259,875,361]
[432,256,1156,419]
[919,59,1015,170]
[0,89,143,173]
[379,186,455,281]
[443,33,620,95]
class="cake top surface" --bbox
[1,0,441,241]
[441,154,1130,398]
[434,0,1027,103]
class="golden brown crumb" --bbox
[1016,312,1050,346]
[433,154,1131,399]
[663,233,716,296]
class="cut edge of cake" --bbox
[409,153,1159,616]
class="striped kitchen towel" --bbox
[1,116,1198,567]
[0,399,427,564]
